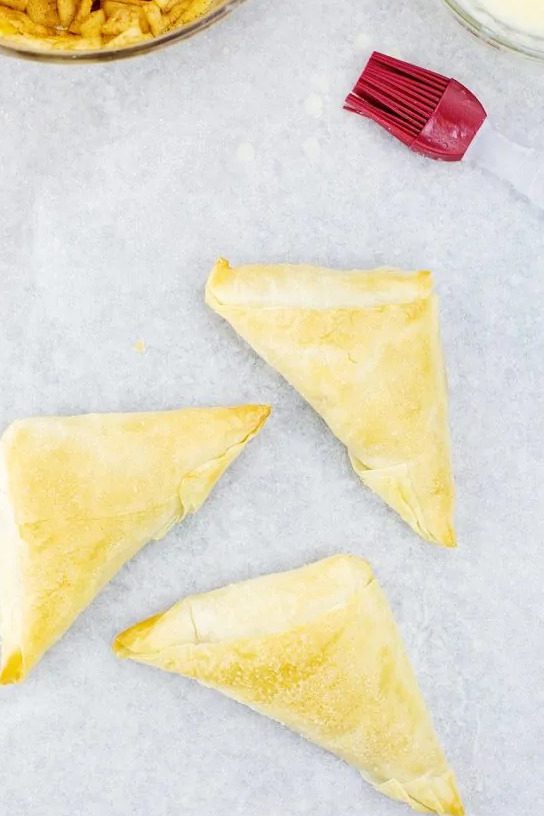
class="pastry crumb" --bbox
[236,142,255,163]
[304,93,323,119]
[355,31,372,49]
[303,137,321,161]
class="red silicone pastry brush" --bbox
[345,51,544,209]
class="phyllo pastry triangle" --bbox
[206,260,456,547]
[0,404,270,683]
[114,554,463,815]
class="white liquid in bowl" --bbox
[467,0,544,38]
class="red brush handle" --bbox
[412,79,487,162]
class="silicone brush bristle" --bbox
[345,52,448,144]
[345,51,487,161]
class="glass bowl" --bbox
[443,0,544,60]
[0,0,246,62]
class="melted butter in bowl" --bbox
[445,0,544,58]
[469,0,544,37]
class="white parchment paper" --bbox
[0,1,543,813]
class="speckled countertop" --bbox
[0,1,543,814]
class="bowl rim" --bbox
[0,0,246,63]
[443,0,544,61]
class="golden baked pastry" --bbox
[0,404,270,684]
[114,554,464,815]
[206,259,455,547]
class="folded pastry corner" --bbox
[206,259,456,548]
[0,404,270,684]
[114,554,464,815]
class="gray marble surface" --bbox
[0,0,543,814]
